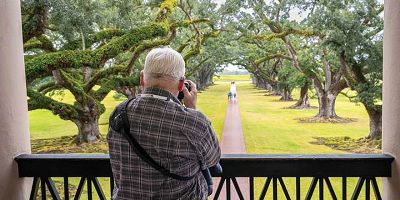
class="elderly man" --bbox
[107,47,221,200]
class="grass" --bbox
[237,84,370,154]
[213,74,251,82]
[236,80,378,199]
[29,90,123,140]
[197,82,229,139]
[312,136,382,153]
[31,135,109,153]
[29,83,227,140]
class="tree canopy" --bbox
[23,0,384,142]
[23,0,226,143]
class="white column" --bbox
[383,0,400,199]
[0,0,32,199]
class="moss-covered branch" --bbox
[183,30,220,62]
[156,0,177,22]
[26,23,169,83]
[24,35,55,52]
[58,70,91,103]
[175,19,214,28]
[183,40,201,61]
[93,75,140,101]
[37,35,56,52]
[174,19,215,54]
[40,85,64,94]
[84,65,127,92]
[26,50,94,83]
[256,28,321,41]
[249,0,282,32]
[254,53,292,65]
[27,88,79,120]
[61,29,126,51]
[91,23,169,65]
[37,81,56,93]
[127,26,177,72]
[24,39,43,52]
[177,41,191,53]
[362,4,384,25]
[22,0,49,43]
[186,56,210,77]
[246,61,277,85]
[84,26,177,92]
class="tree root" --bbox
[310,136,382,153]
[297,116,357,123]
[32,135,108,153]
[284,104,317,109]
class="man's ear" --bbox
[178,78,185,91]
[140,71,145,86]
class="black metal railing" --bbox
[15,154,394,200]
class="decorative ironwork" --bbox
[15,154,393,200]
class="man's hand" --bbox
[183,80,197,109]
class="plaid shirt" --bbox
[107,87,221,200]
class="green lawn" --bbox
[29,90,123,140]
[29,87,226,141]
[235,80,375,199]
[237,84,369,155]
[214,74,251,82]
[197,82,229,139]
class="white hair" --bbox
[144,47,185,80]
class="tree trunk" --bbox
[251,75,257,85]
[196,70,212,90]
[116,86,141,99]
[290,82,311,109]
[364,105,382,139]
[339,53,382,138]
[72,101,102,144]
[316,90,338,118]
[266,83,281,96]
[279,87,293,101]
[252,76,263,88]
[73,115,101,144]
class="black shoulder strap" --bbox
[113,97,197,181]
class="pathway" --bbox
[211,98,249,200]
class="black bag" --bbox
[109,98,198,181]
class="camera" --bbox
[178,82,191,102]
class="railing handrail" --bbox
[15,153,394,160]
[15,153,394,178]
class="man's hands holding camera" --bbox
[182,80,197,109]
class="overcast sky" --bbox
[211,0,308,22]
[212,0,226,5]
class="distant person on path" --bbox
[227,91,233,101]
[107,47,221,200]
[230,81,237,100]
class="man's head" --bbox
[140,47,186,95]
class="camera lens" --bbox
[184,82,191,92]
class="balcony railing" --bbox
[15,154,393,200]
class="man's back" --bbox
[108,87,220,200]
